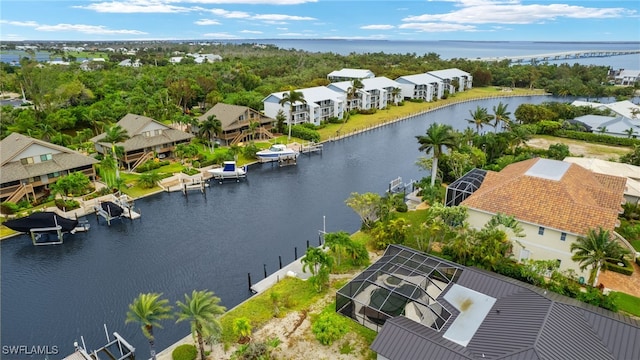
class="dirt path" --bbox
[525,137,630,160]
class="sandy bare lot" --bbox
[525,137,630,160]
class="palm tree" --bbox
[570,227,630,287]
[125,293,173,360]
[278,90,306,142]
[623,127,636,139]
[346,79,363,112]
[416,123,458,186]
[103,125,130,185]
[198,114,222,143]
[492,102,511,132]
[175,290,226,360]
[390,87,402,106]
[467,106,494,134]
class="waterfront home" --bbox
[263,86,346,126]
[91,114,193,171]
[447,158,631,280]
[564,157,640,204]
[327,68,375,83]
[568,114,640,138]
[187,53,222,63]
[196,103,275,145]
[118,59,142,67]
[327,76,403,111]
[613,69,640,86]
[428,68,474,94]
[0,133,98,204]
[395,73,444,101]
[342,245,640,360]
[571,99,640,119]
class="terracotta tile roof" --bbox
[461,158,624,235]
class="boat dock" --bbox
[249,249,314,294]
[94,193,141,225]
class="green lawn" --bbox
[613,291,640,317]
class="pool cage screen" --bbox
[445,168,487,207]
[336,244,463,332]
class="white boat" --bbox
[255,144,299,162]
[208,161,247,182]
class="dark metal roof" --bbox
[368,247,640,360]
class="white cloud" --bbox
[36,24,147,35]
[403,1,633,25]
[276,27,288,30]
[202,32,239,39]
[174,0,316,4]
[361,24,395,30]
[195,19,221,25]
[253,14,316,21]
[0,20,39,27]
[240,30,263,34]
[399,22,478,32]
[262,21,289,25]
[209,8,251,18]
[73,1,192,13]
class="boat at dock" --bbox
[3,211,90,245]
[255,144,299,162]
[94,193,141,225]
[208,161,247,183]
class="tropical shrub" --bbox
[172,344,197,360]
[1,201,20,215]
[290,125,320,142]
[137,160,170,173]
[55,199,80,211]
[312,312,348,345]
[555,130,640,147]
[602,258,634,276]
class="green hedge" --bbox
[137,160,170,173]
[554,130,640,146]
[291,125,320,142]
[602,259,634,276]
[172,344,197,360]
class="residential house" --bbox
[341,245,640,360]
[571,100,640,119]
[0,133,98,204]
[447,158,629,280]
[327,76,402,111]
[90,114,193,171]
[395,73,443,101]
[613,69,640,86]
[568,114,640,138]
[564,157,640,204]
[263,87,345,126]
[428,68,474,94]
[196,103,274,145]
[327,68,375,83]
[118,59,142,67]
[187,53,222,64]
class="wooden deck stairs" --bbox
[230,127,275,145]
[6,184,35,204]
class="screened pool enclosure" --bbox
[336,245,464,332]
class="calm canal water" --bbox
[1,95,581,357]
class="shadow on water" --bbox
[3,95,613,357]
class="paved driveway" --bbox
[599,260,640,298]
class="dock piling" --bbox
[263,264,267,278]
[279,256,282,269]
[247,273,252,290]
[294,247,298,259]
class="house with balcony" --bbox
[263,87,345,126]
[395,73,443,101]
[91,114,193,171]
[339,245,640,360]
[327,68,375,83]
[446,158,630,281]
[196,103,274,145]
[0,133,98,204]
[327,76,403,111]
[428,68,473,94]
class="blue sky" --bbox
[1,0,639,42]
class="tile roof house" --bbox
[327,68,375,83]
[564,157,640,204]
[196,103,275,145]
[1,133,98,204]
[263,86,345,126]
[359,245,640,360]
[451,158,628,279]
[90,114,193,171]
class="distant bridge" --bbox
[473,49,640,65]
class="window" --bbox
[47,172,60,179]
[538,227,545,235]
[40,153,52,161]
[20,157,34,165]
[560,232,567,241]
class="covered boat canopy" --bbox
[101,201,124,217]
[4,212,79,233]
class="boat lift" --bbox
[63,324,135,360]
[95,194,141,225]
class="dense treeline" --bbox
[0,43,637,143]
